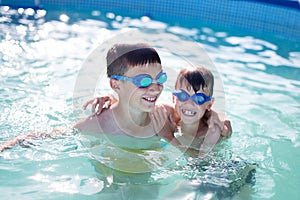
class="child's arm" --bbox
[150,104,182,146]
[205,110,232,139]
[0,135,28,151]
[0,127,67,152]
[198,111,222,157]
[1,95,115,152]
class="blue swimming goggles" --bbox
[110,71,167,88]
[173,89,212,105]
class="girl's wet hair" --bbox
[175,66,214,96]
[106,43,161,77]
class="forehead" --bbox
[175,78,205,93]
[175,77,191,89]
[124,63,162,76]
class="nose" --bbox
[187,99,196,105]
[148,82,163,93]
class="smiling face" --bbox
[115,63,164,113]
[174,81,211,124]
[106,43,164,115]
[173,66,214,124]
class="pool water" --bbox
[0,6,300,200]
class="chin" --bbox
[142,104,155,112]
[180,115,201,124]
[181,118,196,124]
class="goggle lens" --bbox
[138,77,153,87]
[173,89,211,105]
[111,71,167,88]
[157,73,167,85]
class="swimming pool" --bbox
[0,1,299,199]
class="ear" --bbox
[110,79,120,91]
[206,97,215,111]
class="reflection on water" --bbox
[0,5,300,200]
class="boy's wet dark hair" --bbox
[106,43,161,77]
[175,66,214,96]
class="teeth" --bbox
[182,109,196,116]
[144,97,156,102]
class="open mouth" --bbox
[181,109,197,116]
[142,96,157,103]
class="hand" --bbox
[207,110,222,130]
[0,135,26,151]
[0,128,68,152]
[150,105,168,134]
[0,132,38,151]
[151,105,181,146]
[201,111,222,156]
[207,110,232,139]
[221,119,232,138]
[82,94,116,115]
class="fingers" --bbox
[210,112,232,138]
[210,111,222,124]
[156,106,168,124]
[225,120,232,133]
[151,105,168,133]
[91,98,98,113]
[82,96,114,115]
[82,98,102,112]
[207,111,224,132]
[82,99,95,110]
[0,135,26,152]
[221,120,232,138]
[96,97,113,115]
[149,113,157,133]
[207,119,216,131]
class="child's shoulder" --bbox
[97,107,113,118]
[73,108,113,131]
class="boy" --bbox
[0,43,171,152]
[74,43,166,139]
[170,66,223,156]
